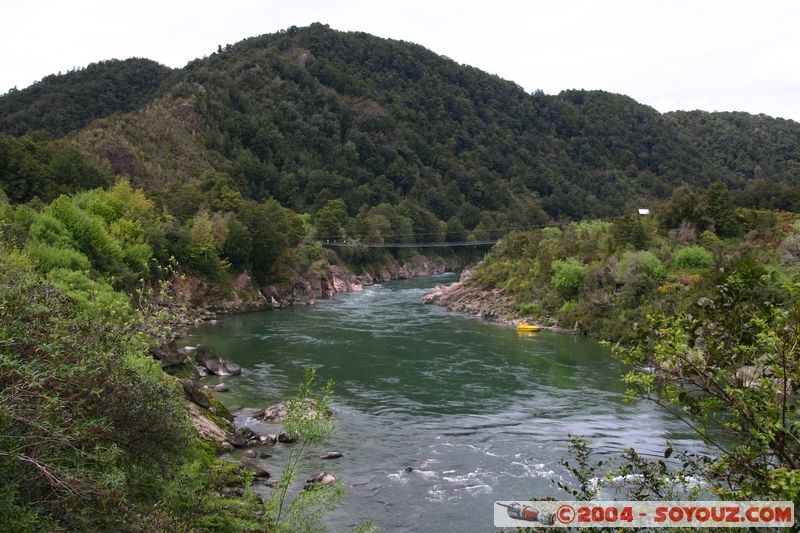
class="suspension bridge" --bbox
[317,239,499,248]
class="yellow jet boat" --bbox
[516,322,540,332]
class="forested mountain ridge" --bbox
[0,58,172,138]
[3,23,800,226]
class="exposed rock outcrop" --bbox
[422,267,515,322]
[170,255,451,319]
[187,402,232,451]
[230,426,260,448]
[183,378,211,408]
[277,430,295,444]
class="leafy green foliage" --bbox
[617,265,800,501]
[0,251,191,530]
[551,257,587,296]
[239,198,304,281]
[703,181,741,237]
[223,215,252,269]
[554,435,702,506]
[1,24,782,233]
[0,58,172,137]
[264,368,344,532]
[0,133,107,203]
[674,245,713,269]
[616,250,665,284]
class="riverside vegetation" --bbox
[1,22,800,530]
[460,184,800,507]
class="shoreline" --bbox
[421,267,578,336]
[166,253,463,330]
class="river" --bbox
[183,273,703,532]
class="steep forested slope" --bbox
[3,24,800,226]
[0,58,172,137]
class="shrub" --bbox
[616,250,666,284]
[0,258,191,530]
[46,268,131,320]
[551,257,587,296]
[674,246,712,269]
[25,241,91,271]
[516,301,540,316]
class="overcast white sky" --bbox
[2,0,799,121]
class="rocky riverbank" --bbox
[422,267,574,333]
[167,254,449,327]
[422,267,515,323]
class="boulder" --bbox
[304,471,336,489]
[256,398,331,423]
[320,451,343,460]
[182,379,211,408]
[243,449,257,458]
[195,345,242,376]
[260,434,278,445]
[257,400,291,423]
[214,383,229,392]
[149,341,188,367]
[229,426,258,448]
[277,430,295,444]
[240,457,271,478]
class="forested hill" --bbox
[0,58,172,137]
[3,23,800,224]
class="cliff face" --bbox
[169,254,448,325]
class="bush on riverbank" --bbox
[474,200,800,341]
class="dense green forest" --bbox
[0,58,172,137]
[2,22,800,530]
[0,180,350,530]
[3,24,800,233]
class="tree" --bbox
[314,198,349,241]
[222,215,252,269]
[703,181,741,238]
[612,211,649,250]
[444,217,467,242]
[0,251,191,530]
[617,263,800,501]
[657,184,702,230]
[263,369,352,532]
[188,208,225,276]
[239,199,304,281]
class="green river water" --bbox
[183,273,702,532]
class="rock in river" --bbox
[304,471,336,489]
[229,426,259,448]
[256,398,331,423]
[277,430,295,444]
[195,345,242,376]
[240,456,271,478]
[320,451,343,460]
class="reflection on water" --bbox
[183,273,703,532]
